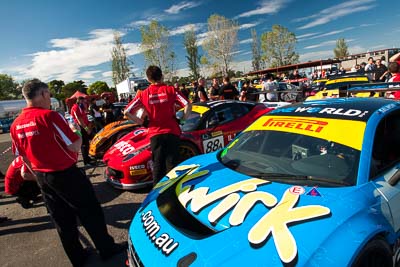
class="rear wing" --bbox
[343,82,400,97]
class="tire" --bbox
[351,237,392,267]
[179,141,200,163]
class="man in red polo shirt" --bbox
[124,66,192,185]
[10,79,126,267]
[70,96,92,166]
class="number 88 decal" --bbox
[203,136,224,153]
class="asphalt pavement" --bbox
[0,133,149,267]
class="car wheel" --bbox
[179,141,199,162]
[351,237,392,267]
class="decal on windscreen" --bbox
[155,165,331,264]
[270,106,369,118]
[246,116,365,150]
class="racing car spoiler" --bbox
[342,82,400,96]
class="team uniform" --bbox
[71,103,91,165]
[10,107,117,267]
[125,83,189,184]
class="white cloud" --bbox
[165,1,201,14]
[299,50,334,62]
[306,27,354,40]
[79,70,101,80]
[170,23,205,36]
[102,71,113,78]
[304,40,338,50]
[304,39,355,50]
[236,0,291,19]
[296,32,320,40]
[14,29,142,82]
[240,38,253,44]
[296,0,376,30]
[239,23,259,30]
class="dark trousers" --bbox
[150,134,180,185]
[35,165,115,267]
[81,128,91,165]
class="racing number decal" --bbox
[203,135,224,153]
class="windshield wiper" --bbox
[247,172,351,186]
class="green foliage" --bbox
[111,31,131,86]
[140,20,175,81]
[63,80,87,98]
[0,74,20,100]
[202,14,238,76]
[48,80,65,101]
[260,24,299,68]
[87,81,111,95]
[334,38,349,58]
[184,29,200,80]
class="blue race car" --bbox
[127,97,400,267]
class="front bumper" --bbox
[104,168,152,190]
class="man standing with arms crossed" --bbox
[124,66,191,186]
[10,79,126,267]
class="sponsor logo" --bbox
[263,118,327,133]
[157,165,330,264]
[271,107,369,118]
[114,141,135,156]
[16,121,36,130]
[141,210,179,255]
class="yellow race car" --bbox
[306,75,372,100]
[89,120,140,159]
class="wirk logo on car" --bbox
[141,210,179,255]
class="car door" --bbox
[369,110,400,232]
[201,103,249,153]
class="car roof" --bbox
[268,97,399,122]
[194,100,257,109]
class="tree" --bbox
[140,20,176,81]
[199,55,210,78]
[111,31,131,86]
[202,14,238,77]
[260,24,299,68]
[87,81,111,95]
[183,28,200,80]
[0,74,19,100]
[48,80,65,99]
[63,80,87,98]
[251,29,262,71]
[334,38,349,58]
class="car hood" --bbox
[130,152,382,266]
[103,127,149,163]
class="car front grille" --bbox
[128,237,144,267]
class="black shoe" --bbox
[100,242,128,261]
[16,197,33,209]
[0,216,10,223]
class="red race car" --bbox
[103,100,272,189]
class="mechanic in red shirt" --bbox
[10,79,126,267]
[4,156,40,209]
[124,66,192,186]
[70,96,93,166]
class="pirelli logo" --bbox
[262,118,328,133]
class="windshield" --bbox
[177,110,203,132]
[325,80,367,90]
[220,130,360,186]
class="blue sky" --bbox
[1,0,399,86]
